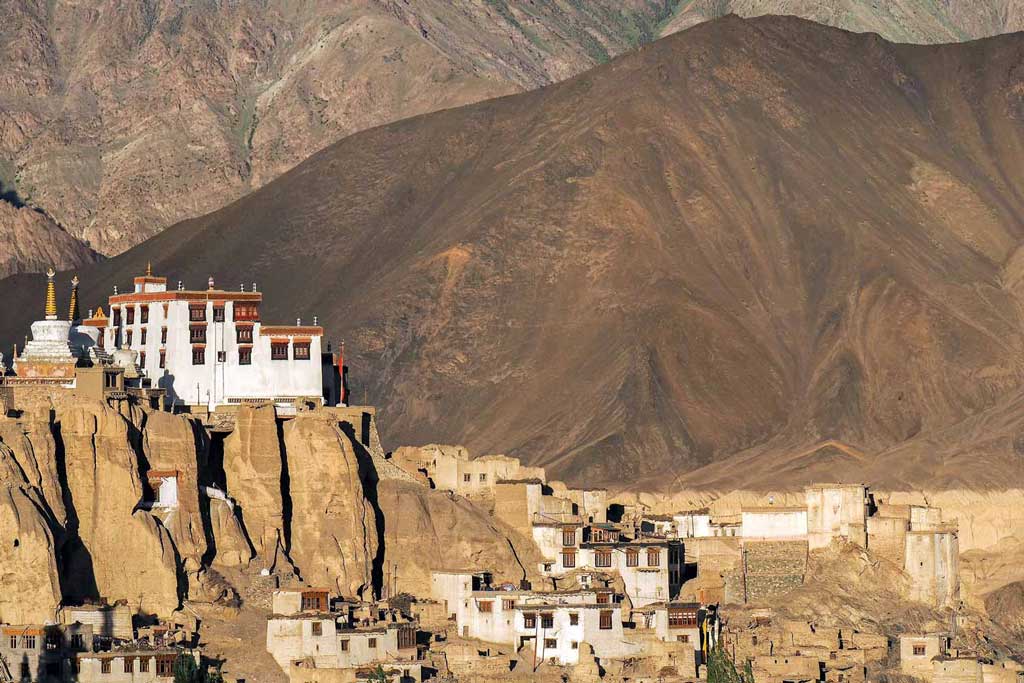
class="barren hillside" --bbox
[2,0,1023,268]
[3,15,1024,488]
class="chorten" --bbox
[12,268,77,383]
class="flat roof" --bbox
[742,506,807,513]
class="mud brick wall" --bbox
[742,540,808,603]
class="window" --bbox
[544,638,556,649]
[479,601,493,613]
[233,303,259,321]
[113,308,121,327]
[161,327,168,344]
[340,639,350,652]
[159,350,166,369]
[236,326,253,343]
[238,347,252,365]
[71,634,84,650]
[571,641,579,650]
[596,591,611,605]
[140,329,147,345]
[101,659,111,674]
[569,613,579,626]
[595,550,612,568]
[124,658,134,673]
[301,593,326,611]
[599,610,613,630]
[190,325,206,344]
[562,529,576,546]
[271,343,288,360]
[397,626,416,650]
[126,329,133,345]
[678,634,690,643]
[626,551,639,567]
[8,635,15,649]
[523,613,536,629]
[126,307,135,325]
[140,658,149,673]
[463,473,471,483]
[189,305,206,322]
[21,663,30,679]
[648,548,661,567]
[22,635,36,649]
[561,550,576,568]
[46,632,61,650]
[913,645,926,656]
[140,305,149,324]
[479,473,487,483]
[502,599,515,611]
[368,638,377,649]
[213,306,225,322]
[294,342,310,360]
[312,622,323,636]
[140,351,146,367]
[192,347,205,365]
[217,351,226,362]
[668,608,698,628]
[98,334,105,349]
[541,613,553,629]
[156,655,175,677]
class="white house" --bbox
[740,507,808,540]
[575,534,684,608]
[672,510,713,539]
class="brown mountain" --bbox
[3,1,1023,272]
[3,15,1024,489]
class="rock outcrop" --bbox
[222,404,285,568]
[0,199,99,278]
[284,413,377,598]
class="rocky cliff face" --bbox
[0,200,98,278]
[2,1,1018,268]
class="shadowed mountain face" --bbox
[3,16,1024,488]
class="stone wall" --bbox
[741,540,808,603]
[867,515,909,566]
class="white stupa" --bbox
[12,269,77,383]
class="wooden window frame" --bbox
[192,347,206,365]
[599,610,613,630]
[293,342,311,360]
[595,550,612,568]
[238,347,252,365]
[271,343,289,360]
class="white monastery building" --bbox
[87,266,340,410]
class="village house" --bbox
[0,623,93,683]
[265,589,417,675]
[672,509,713,539]
[74,648,199,683]
[572,525,684,608]
[805,484,869,549]
[900,633,952,679]
[740,506,809,540]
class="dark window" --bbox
[236,326,253,343]
[569,613,579,626]
[596,591,611,605]
[913,645,926,656]
[126,307,135,325]
[678,634,690,643]
[113,309,121,327]
[192,347,205,365]
[190,325,206,344]
[140,658,149,673]
[238,347,252,365]
[213,306,225,322]
[140,329,147,345]
[124,658,134,673]
[478,601,493,613]
[98,334,105,350]
[397,626,415,650]
[523,613,536,629]
[8,635,15,649]
[544,638,556,649]
[233,304,259,321]
[140,306,149,324]
[541,613,553,629]
[140,351,146,367]
[101,659,111,674]
[561,550,576,568]
[669,608,698,628]
[161,327,167,344]
[189,305,206,322]
[340,640,349,652]
[71,634,84,650]
[159,350,166,369]
[595,551,612,568]
[217,351,226,363]
[156,655,175,677]
[599,610,613,630]
[126,329,133,346]
[562,529,576,546]
[463,473,471,483]
[311,622,322,636]
[626,551,639,567]
[368,638,377,649]
[301,593,326,611]
[271,343,288,360]
[294,342,310,360]
[22,636,36,649]
[502,599,515,611]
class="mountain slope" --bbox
[3,15,1024,488]
[3,0,1023,269]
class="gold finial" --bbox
[94,305,106,320]
[44,267,57,320]
[146,262,152,277]
[68,275,80,323]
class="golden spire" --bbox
[146,261,152,277]
[44,267,57,320]
[68,275,80,323]
[93,305,106,320]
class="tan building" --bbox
[75,649,197,683]
[805,485,868,549]
[899,633,950,679]
[905,530,959,607]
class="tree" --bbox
[367,664,389,683]
[173,654,201,683]
[707,640,754,683]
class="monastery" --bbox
[1,266,344,416]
